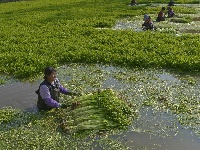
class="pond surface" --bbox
[0,64,199,150]
[0,82,38,109]
[109,107,200,150]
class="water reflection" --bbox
[113,107,200,150]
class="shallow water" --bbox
[111,107,200,150]
[0,64,199,150]
[0,82,38,109]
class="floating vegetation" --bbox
[170,17,192,23]
[57,64,200,138]
[0,88,137,149]
[0,75,15,86]
[0,63,200,149]
[114,3,200,35]
[0,107,21,124]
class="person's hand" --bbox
[60,101,80,109]
[60,103,70,108]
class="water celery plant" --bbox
[55,89,136,136]
[0,0,200,80]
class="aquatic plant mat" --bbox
[0,88,137,149]
[0,1,200,80]
[1,64,200,149]
[0,0,200,149]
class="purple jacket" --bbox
[39,79,69,108]
[168,9,175,17]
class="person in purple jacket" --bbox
[36,66,79,110]
[167,6,175,18]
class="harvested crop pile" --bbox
[55,89,135,136]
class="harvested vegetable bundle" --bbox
[55,89,135,135]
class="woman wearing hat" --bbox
[142,14,154,30]
[36,66,79,110]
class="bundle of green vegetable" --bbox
[55,89,135,136]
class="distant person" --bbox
[36,66,79,110]
[130,0,137,6]
[167,6,175,17]
[168,0,175,6]
[156,7,166,22]
[142,14,155,30]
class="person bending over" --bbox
[167,6,175,18]
[142,14,155,30]
[156,7,166,22]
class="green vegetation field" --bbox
[0,0,200,149]
[0,0,199,80]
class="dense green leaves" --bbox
[0,0,199,79]
[0,107,21,124]
[0,0,200,148]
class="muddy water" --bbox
[0,82,39,109]
[111,107,200,150]
[0,72,200,150]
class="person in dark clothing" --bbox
[168,0,175,6]
[130,0,137,6]
[36,66,79,110]
[156,7,166,22]
[142,14,155,30]
[167,6,175,17]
